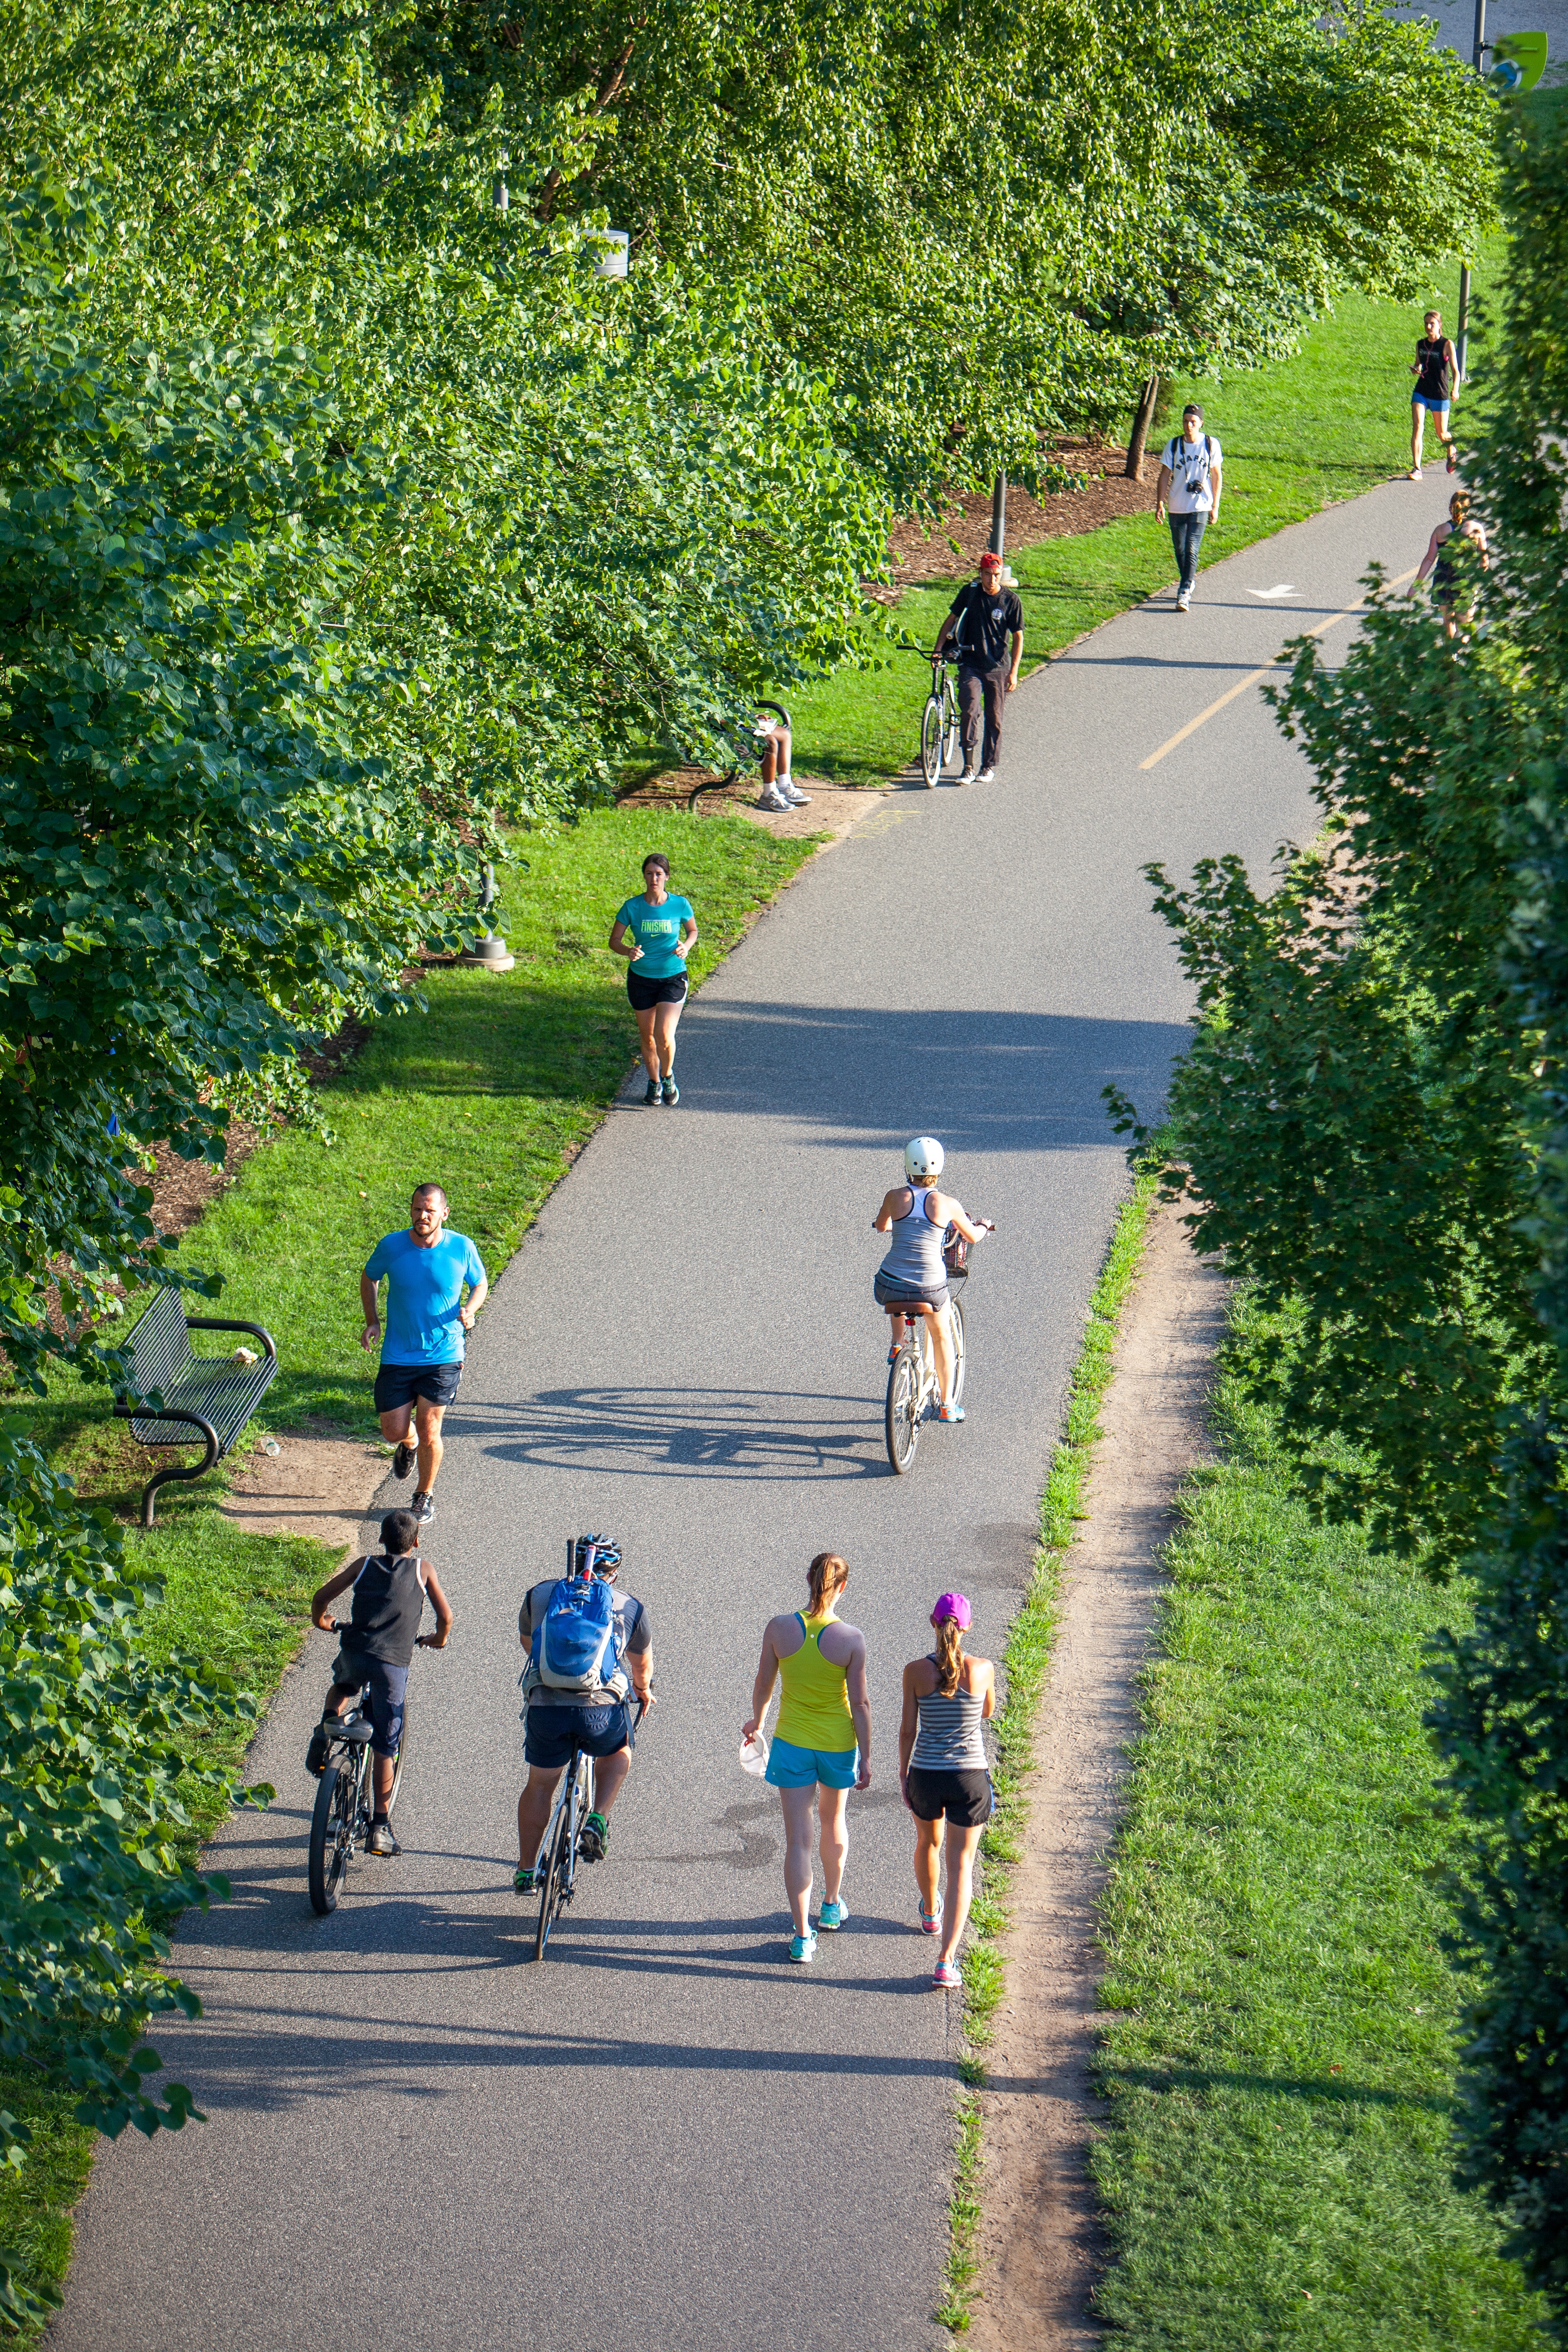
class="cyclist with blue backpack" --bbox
[514,1536,654,1893]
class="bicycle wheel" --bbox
[920,696,944,789]
[885,1344,922,1474]
[947,1294,967,1409]
[388,1697,408,1816]
[941,682,962,773]
[534,1790,572,1962]
[309,1763,350,1915]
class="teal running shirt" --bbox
[363,1229,486,1364]
[616,895,694,980]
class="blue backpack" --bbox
[529,1576,628,1697]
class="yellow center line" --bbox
[1137,568,1419,772]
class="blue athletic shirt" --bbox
[616,894,694,981]
[364,1229,487,1365]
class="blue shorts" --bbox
[329,1651,408,1760]
[1412,394,1451,414]
[524,1701,631,1771]
[765,1736,859,1790]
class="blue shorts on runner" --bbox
[765,1735,859,1790]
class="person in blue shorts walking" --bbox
[742,1551,872,1963]
[359,1184,487,1527]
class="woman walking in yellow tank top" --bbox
[743,1553,872,1963]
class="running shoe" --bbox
[958,767,978,785]
[579,1809,610,1862]
[644,1077,661,1104]
[788,1929,818,1964]
[938,1403,966,1423]
[756,786,791,812]
[919,1906,940,1936]
[1447,447,1458,474]
[514,1864,538,1896]
[1176,591,1191,612]
[367,1820,401,1858]
[392,1440,415,1482]
[977,766,996,783]
[1408,467,1423,480]
[818,1899,848,1932]
[661,1075,679,1106]
[781,781,812,805]
[933,1959,962,1990]
[411,1488,435,1525]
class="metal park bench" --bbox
[116,1288,279,1527]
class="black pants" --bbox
[1169,511,1207,596]
[959,665,1008,772]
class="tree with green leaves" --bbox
[1110,90,1568,2319]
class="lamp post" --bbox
[1456,0,1485,382]
[989,471,1007,561]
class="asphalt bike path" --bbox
[54,472,1456,2352]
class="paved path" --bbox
[53,472,1455,2352]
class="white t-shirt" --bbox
[1163,432,1222,514]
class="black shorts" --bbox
[627,970,688,1012]
[524,1701,632,1769]
[906,1766,993,1827]
[874,1267,949,1314]
[373,1360,463,1415]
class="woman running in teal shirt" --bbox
[609,852,698,1106]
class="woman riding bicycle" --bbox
[873,1137,990,1424]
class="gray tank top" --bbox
[879,1187,949,1292]
[910,1672,989,1771]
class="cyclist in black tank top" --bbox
[307,1507,452,1854]
[1409,308,1458,479]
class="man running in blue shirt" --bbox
[360,1184,487,1526]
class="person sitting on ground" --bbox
[743,1550,871,1964]
[515,1535,655,1891]
[932,550,1023,783]
[1408,308,1459,480]
[873,1136,992,1424]
[360,1183,487,1528]
[307,1508,453,1857]
[899,1591,995,1991]
[1411,491,1490,640]
[754,712,810,813]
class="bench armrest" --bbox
[114,1400,221,1448]
[186,1317,278,1362]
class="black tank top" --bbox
[344,1553,427,1664]
[1416,338,1453,401]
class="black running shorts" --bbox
[905,1766,993,1827]
[627,970,689,1011]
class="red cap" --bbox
[978,551,1002,570]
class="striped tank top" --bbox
[879,1186,949,1294]
[909,1672,988,1771]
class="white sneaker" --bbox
[781,780,812,805]
[1176,591,1191,612]
[756,787,790,811]
[977,765,996,783]
[958,767,978,785]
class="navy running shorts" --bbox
[328,1651,409,1760]
[373,1360,463,1415]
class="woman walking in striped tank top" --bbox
[899,1592,994,1989]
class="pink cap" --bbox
[932,1592,971,1629]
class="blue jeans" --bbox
[1169,511,1207,597]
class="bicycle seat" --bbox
[334,1718,374,1746]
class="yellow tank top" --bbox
[775,1611,855,1751]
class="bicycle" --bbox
[920,654,962,789]
[307,1690,408,1916]
[531,1697,646,1962]
[884,1221,995,1475]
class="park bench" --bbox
[116,1288,278,1527]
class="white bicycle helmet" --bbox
[904,1135,945,1180]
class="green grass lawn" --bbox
[784,242,1507,785]
[1089,1290,1550,2349]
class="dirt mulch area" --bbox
[869,438,1158,603]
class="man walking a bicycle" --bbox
[515,1536,655,1893]
[933,550,1023,784]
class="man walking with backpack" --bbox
[515,1535,655,1892]
[1155,403,1223,612]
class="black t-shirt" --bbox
[518,1580,650,1707]
[947,581,1024,672]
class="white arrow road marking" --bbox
[1250,584,1297,598]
